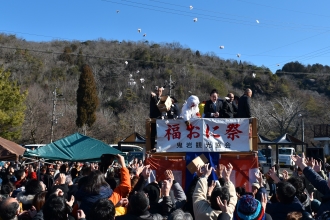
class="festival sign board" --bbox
[156,118,250,152]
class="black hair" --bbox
[84,170,109,194]
[210,89,218,96]
[0,199,19,220]
[82,166,91,176]
[210,187,230,210]
[287,176,306,204]
[43,195,70,220]
[87,198,115,220]
[25,179,43,195]
[70,168,78,179]
[287,176,305,194]
[218,178,226,187]
[168,208,193,220]
[15,169,25,180]
[276,181,296,204]
[1,183,14,195]
[59,164,68,173]
[235,187,246,197]
[105,176,117,191]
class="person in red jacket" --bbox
[27,165,37,180]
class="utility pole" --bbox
[50,88,57,143]
[166,75,175,97]
[50,88,64,143]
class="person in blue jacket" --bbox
[292,153,330,218]
[75,170,113,217]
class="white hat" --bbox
[252,182,260,189]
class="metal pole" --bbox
[169,75,172,97]
[302,118,305,143]
[50,88,57,143]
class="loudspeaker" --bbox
[100,154,116,173]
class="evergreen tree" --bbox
[0,68,27,140]
[76,64,99,134]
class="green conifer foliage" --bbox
[76,64,99,133]
[0,69,27,140]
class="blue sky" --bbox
[1,0,330,73]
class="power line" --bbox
[268,43,330,68]
[0,30,80,42]
[2,41,330,75]
[102,0,330,32]
[235,0,330,18]
[150,0,330,30]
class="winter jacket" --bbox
[170,180,186,209]
[109,167,131,206]
[75,185,113,216]
[16,192,35,210]
[47,183,69,200]
[31,210,76,220]
[193,177,237,220]
[115,211,163,220]
[303,166,330,217]
[266,197,313,220]
[183,175,199,218]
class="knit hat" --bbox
[234,195,265,220]
[143,182,160,203]
[129,191,150,214]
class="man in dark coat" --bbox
[222,93,238,118]
[203,89,223,118]
[266,181,313,220]
[237,88,252,118]
[149,87,163,150]
[167,96,180,119]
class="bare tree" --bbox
[267,97,305,136]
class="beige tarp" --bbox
[0,137,26,161]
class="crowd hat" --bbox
[234,195,265,220]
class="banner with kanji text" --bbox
[156,118,250,152]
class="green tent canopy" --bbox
[24,133,122,162]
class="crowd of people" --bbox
[0,153,329,219]
[0,88,329,220]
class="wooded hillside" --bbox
[0,33,329,148]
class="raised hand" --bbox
[306,157,315,169]
[77,210,86,220]
[268,167,280,184]
[165,170,175,181]
[116,154,126,168]
[135,165,144,177]
[215,164,225,179]
[208,180,216,196]
[116,198,129,207]
[217,196,228,213]
[162,179,173,196]
[196,165,203,177]
[314,160,322,173]
[255,170,263,187]
[291,153,307,170]
[66,195,75,207]
[282,170,289,181]
[261,193,267,212]
[141,165,151,180]
[201,163,214,179]
[223,163,233,182]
